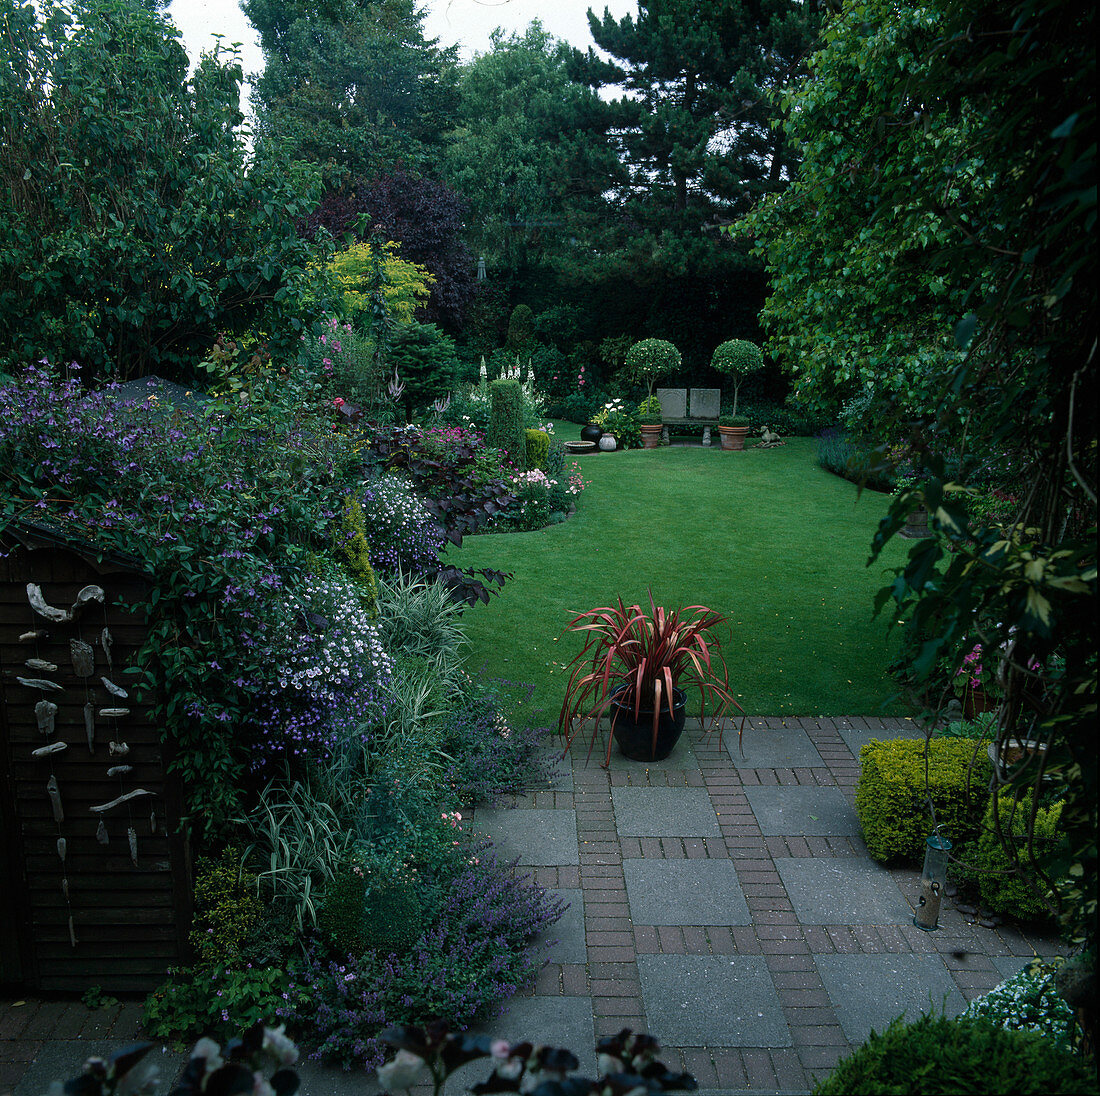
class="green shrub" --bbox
[318,851,426,957]
[624,338,680,398]
[813,1011,1097,1095]
[856,737,991,862]
[506,304,535,351]
[188,848,262,966]
[525,428,551,470]
[335,495,379,615]
[487,378,526,470]
[710,339,763,417]
[973,793,1063,919]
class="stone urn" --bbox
[598,434,618,452]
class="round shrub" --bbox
[973,793,1063,919]
[711,339,764,417]
[962,958,1077,1050]
[855,737,992,862]
[525,428,551,470]
[624,338,680,396]
[318,853,425,957]
[812,1012,1097,1095]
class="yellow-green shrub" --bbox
[973,793,1063,919]
[856,737,991,862]
[335,495,379,616]
[525,428,550,470]
[188,847,262,965]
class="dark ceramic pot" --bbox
[580,424,603,445]
[610,687,687,761]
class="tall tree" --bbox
[245,0,459,180]
[747,0,1096,970]
[0,0,330,382]
[442,23,623,281]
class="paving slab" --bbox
[638,956,791,1047]
[726,725,823,769]
[536,888,586,965]
[775,858,910,925]
[838,723,924,762]
[612,787,721,838]
[473,808,580,866]
[745,787,861,837]
[991,954,1041,982]
[814,954,967,1044]
[624,860,750,925]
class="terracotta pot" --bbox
[639,423,662,449]
[718,425,749,451]
[610,687,687,761]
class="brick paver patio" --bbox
[1,717,1062,1096]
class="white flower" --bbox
[377,1049,429,1092]
[190,1038,224,1073]
[262,1024,299,1067]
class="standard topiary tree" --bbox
[711,339,763,417]
[624,338,680,399]
[487,378,526,470]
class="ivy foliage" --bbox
[0,0,332,383]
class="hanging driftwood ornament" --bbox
[47,775,64,822]
[85,703,95,753]
[35,700,58,736]
[25,658,58,672]
[71,585,105,617]
[18,676,63,692]
[150,807,157,834]
[61,877,69,900]
[69,914,77,947]
[106,765,133,777]
[100,677,128,698]
[27,583,70,622]
[19,629,49,643]
[128,826,138,865]
[71,639,95,677]
[108,741,129,757]
[56,836,67,862]
[100,627,113,668]
[32,740,67,759]
[90,788,153,814]
[99,707,130,719]
[96,820,109,845]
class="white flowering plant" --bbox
[961,958,1077,1051]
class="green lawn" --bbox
[447,435,913,725]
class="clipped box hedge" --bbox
[856,737,992,863]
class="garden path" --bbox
[1,717,1062,1096]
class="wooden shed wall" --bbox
[0,534,191,992]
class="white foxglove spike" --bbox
[71,639,95,677]
[47,775,64,822]
[36,700,58,736]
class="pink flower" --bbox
[333,397,345,407]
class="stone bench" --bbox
[656,387,722,446]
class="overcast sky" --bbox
[168,0,636,88]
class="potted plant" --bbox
[711,340,763,423]
[624,338,681,400]
[557,594,746,764]
[717,413,751,451]
[637,395,663,448]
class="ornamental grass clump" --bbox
[558,593,745,765]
